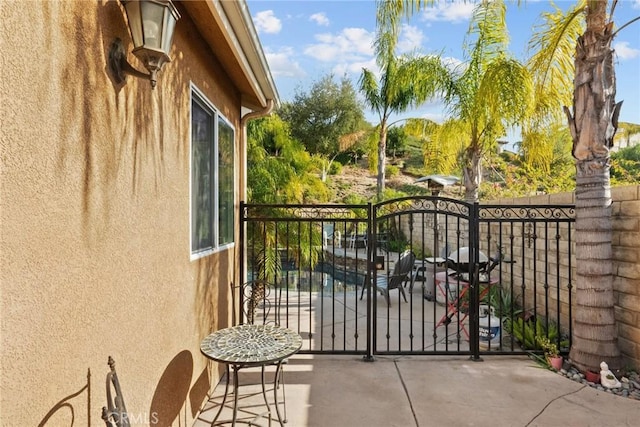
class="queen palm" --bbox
[376,1,532,201]
[359,39,449,199]
[378,0,638,372]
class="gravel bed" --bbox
[555,364,640,400]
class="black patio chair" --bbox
[361,250,415,306]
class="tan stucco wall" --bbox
[1,1,242,424]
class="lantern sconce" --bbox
[109,0,181,89]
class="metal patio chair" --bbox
[361,250,415,306]
[323,224,342,248]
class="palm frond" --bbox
[527,0,586,107]
[520,121,571,174]
[375,0,437,59]
[395,54,454,106]
[358,68,383,115]
[464,0,509,73]
[478,58,534,125]
[429,119,469,174]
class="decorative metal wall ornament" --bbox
[524,222,536,248]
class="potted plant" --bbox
[537,336,563,370]
[584,369,600,383]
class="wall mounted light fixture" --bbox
[109,0,181,89]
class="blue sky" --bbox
[247,0,640,136]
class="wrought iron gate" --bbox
[240,198,575,360]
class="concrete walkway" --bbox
[195,355,640,427]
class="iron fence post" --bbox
[364,202,375,361]
[239,200,246,326]
[469,201,482,361]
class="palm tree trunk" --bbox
[462,145,481,202]
[566,0,622,373]
[571,162,622,372]
[377,124,388,199]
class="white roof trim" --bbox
[212,0,279,110]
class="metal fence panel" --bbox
[240,199,575,360]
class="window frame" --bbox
[189,84,236,260]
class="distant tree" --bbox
[359,44,449,198]
[249,113,296,157]
[611,145,640,184]
[386,126,408,158]
[247,115,329,204]
[615,122,640,150]
[280,74,367,157]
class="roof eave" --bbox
[180,0,279,111]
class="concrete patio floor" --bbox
[196,247,639,426]
[194,354,639,427]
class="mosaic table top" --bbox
[201,324,303,366]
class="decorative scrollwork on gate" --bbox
[375,196,471,219]
[479,205,575,221]
[243,203,368,221]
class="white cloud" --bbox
[633,0,640,10]
[442,56,465,73]
[253,10,282,34]
[421,111,447,124]
[304,27,374,62]
[333,57,378,77]
[264,47,306,78]
[614,41,640,60]
[310,12,330,26]
[420,0,475,23]
[397,24,425,53]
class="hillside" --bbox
[327,162,460,202]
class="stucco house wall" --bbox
[0,1,276,425]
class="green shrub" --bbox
[329,161,343,175]
[386,164,400,177]
[483,286,522,320]
[504,317,568,351]
[343,194,368,205]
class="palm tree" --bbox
[359,50,449,199]
[527,0,640,374]
[376,0,532,201]
[377,0,639,372]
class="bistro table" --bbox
[200,324,303,426]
